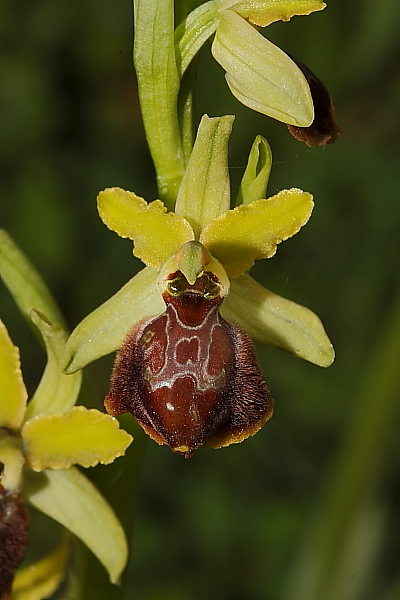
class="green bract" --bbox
[63,115,334,375]
[0,233,133,591]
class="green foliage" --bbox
[1,0,400,599]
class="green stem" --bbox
[133,0,185,209]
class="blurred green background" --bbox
[1,1,400,599]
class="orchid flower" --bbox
[62,115,334,455]
[0,231,132,599]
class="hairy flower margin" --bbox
[63,115,334,406]
[0,230,132,599]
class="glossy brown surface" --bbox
[105,271,273,456]
[287,56,341,147]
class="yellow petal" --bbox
[0,319,27,429]
[201,188,313,277]
[22,406,132,471]
[221,0,326,27]
[12,535,70,600]
[97,187,194,269]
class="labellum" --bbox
[105,243,273,457]
[286,56,341,147]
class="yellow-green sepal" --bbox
[175,114,234,238]
[236,135,272,206]
[62,267,164,374]
[97,188,194,269]
[212,10,314,126]
[0,319,27,430]
[220,0,326,27]
[175,1,219,77]
[201,188,313,278]
[12,535,70,600]
[24,311,82,422]
[21,406,132,472]
[221,274,334,367]
[23,466,128,584]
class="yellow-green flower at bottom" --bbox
[62,115,333,454]
[0,313,132,599]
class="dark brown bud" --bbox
[0,486,30,600]
[287,56,341,147]
[105,271,273,457]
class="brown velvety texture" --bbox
[105,273,273,457]
[0,486,29,600]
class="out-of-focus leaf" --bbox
[24,311,82,422]
[0,319,27,430]
[23,466,128,584]
[22,406,132,471]
[12,535,70,600]
[283,286,400,600]
[0,229,65,328]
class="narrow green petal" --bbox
[22,406,133,471]
[212,10,314,126]
[175,0,219,77]
[221,0,326,27]
[0,320,27,429]
[221,274,334,367]
[0,229,65,328]
[236,135,272,206]
[24,311,82,422]
[175,114,234,238]
[12,535,70,600]
[23,466,128,584]
[97,187,194,269]
[201,188,313,278]
[62,268,164,374]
